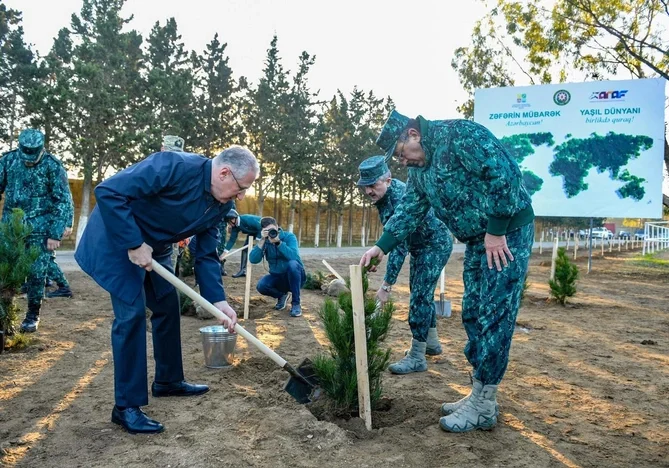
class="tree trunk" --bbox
[273,179,279,221]
[75,160,93,248]
[8,92,17,149]
[326,207,332,247]
[664,136,669,208]
[297,189,303,244]
[367,205,373,242]
[257,163,266,215]
[348,194,354,246]
[288,180,297,233]
[278,176,284,226]
[361,202,366,247]
[336,211,344,248]
[314,191,322,247]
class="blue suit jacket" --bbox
[75,152,234,305]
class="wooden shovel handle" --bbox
[150,260,287,368]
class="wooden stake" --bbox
[550,237,559,281]
[573,236,578,260]
[349,265,372,431]
[243,238,254,320]
[601,238,604,256]
[322,259,345,283]
[539,232,544,255]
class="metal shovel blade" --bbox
[284,358,322,404]
[435,293,452,318]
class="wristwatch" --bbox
[381,284,392,292]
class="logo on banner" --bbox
[589,90,628,101]
[553,89,571,106]
[512,93,531,109]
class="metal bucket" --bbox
[199,325,237,368]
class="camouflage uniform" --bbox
[375,111,535,387]
[0,129,74,332]
[46,192,74,294]
[358,157,452,343]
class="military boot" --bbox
[46,286,73,298]
[404,327,442,356]
[20,305,41,333]
[426,327,443,355]
[388,339,427,374]
[232,248,248,278]
[439,381,498,432]
[221,259,227,277]
[441,378,500,416]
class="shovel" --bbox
[434,267,451,318]
[150,260,320,404]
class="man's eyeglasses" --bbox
[229,169,251,192]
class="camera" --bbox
[268,228,279,239]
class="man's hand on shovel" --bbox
[213,301,238,332]
[128,243,154,270]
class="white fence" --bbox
[642,221,669,255]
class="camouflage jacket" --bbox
[217,220,227,256]
[224,214,262,251]
[0,150,74,240]
[377,118,534,253]
[375,179,451,285]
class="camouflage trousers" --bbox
[26,237,51,309]
[408,240,452,342]
[47,251,69,287]
[462,223,534,385]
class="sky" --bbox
[9,0,489,120]
[8,0,669,196]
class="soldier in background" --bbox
[46,202,74,298]
[0,129,74,332]
[357,156,452,374]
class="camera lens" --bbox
[268,229,279,239]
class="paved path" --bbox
[55,240,605,273]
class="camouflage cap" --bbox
[357,155,389,186]
[162,135,185,152]
[376,109,410,160]
[18,128,45,163]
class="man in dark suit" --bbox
[75,145,259,434]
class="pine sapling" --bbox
[549,247,578,306]
[312,259,392,415]
[0,209,39,351]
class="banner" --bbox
[474,78,666,218]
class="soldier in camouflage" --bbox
[46,195,74,298]
[360,110,535,433]
[357,156,452,375]
[223,212,262,278]
[0,129,74,332]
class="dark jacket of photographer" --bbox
[249,229,303,274]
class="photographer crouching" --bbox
[249,217,306,317]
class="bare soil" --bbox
[1,247,668,467]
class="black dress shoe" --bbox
[111,406,164,434]
[151,380,210,398]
